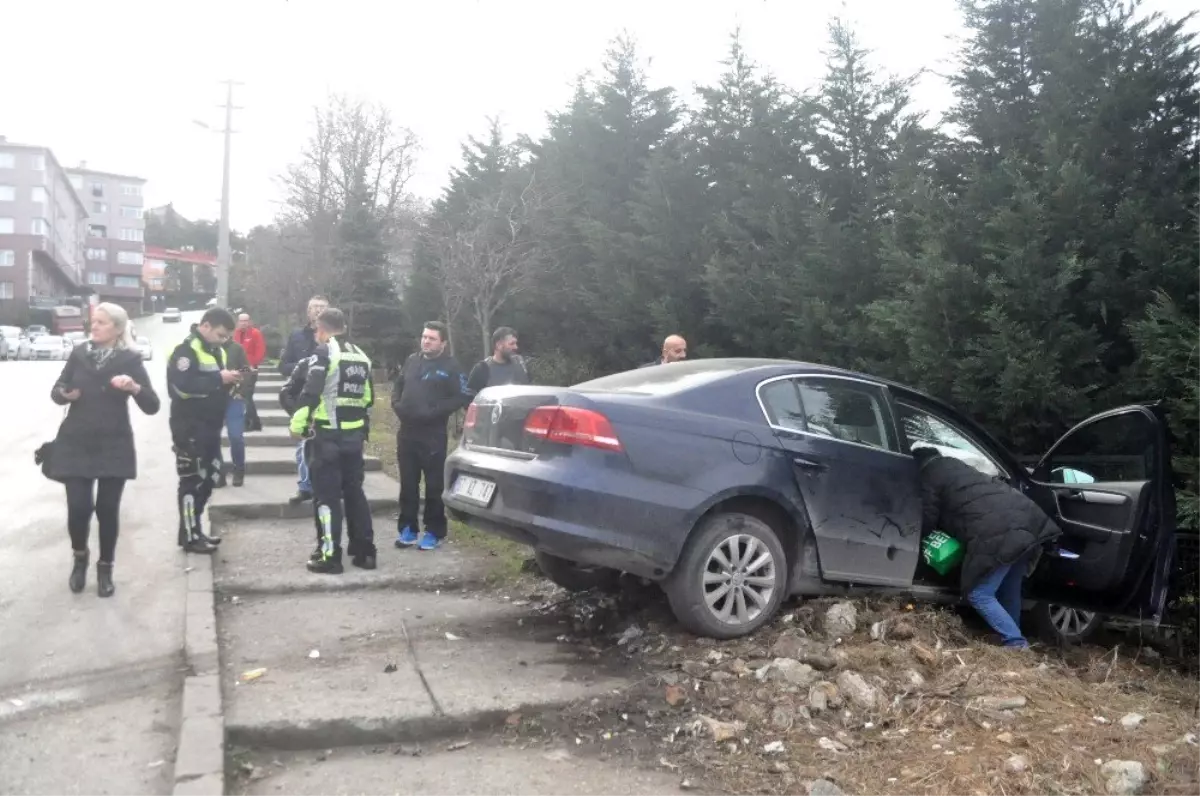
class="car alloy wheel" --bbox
[1033,601,1103,644]
[666,511,788,639]
[703,533,777,626]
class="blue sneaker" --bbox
[395,526,419,548]
[417,532,442,551]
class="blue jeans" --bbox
[224,398,246,470]
[296,440,311,493]
[967,554,1032,648]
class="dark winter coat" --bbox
[917,450,1062,592]
[49,344,160,480]
[279,326,317,377]
[391,351,470,440]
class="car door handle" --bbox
[1062,490,1086,501]
[792,456,827,471]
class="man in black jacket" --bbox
[392,321,471,551]
[168,307,241,554]
[916,447,1062,648]
[279,295,328,505]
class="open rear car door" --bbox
[1025,404,1176,623]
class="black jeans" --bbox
[397,434,448,538]
[309,432,375,559]
[242,370,262,431]
[64,478,127,563]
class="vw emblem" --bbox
[490,404,502,424]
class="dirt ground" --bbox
[480,584,1199,796]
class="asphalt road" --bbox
[0,312,201,794]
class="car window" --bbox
[1043,410,1155,483]
[796,378,897,452]
[896,402,1002,477]
[758,379,806,432]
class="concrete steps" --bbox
[224,425,296,448]
[208,472,398,521]
[223,445,382,476]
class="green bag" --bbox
[922,531,964,576]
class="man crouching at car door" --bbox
[915,447,1062,649]
[391,321,472,552]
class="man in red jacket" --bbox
[234,312,266,431]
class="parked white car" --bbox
[64,331,87,349]
[134,336,154,360]
[163,307,182,323]
[0,326,21,360]
[22,335,71,361]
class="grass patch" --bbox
[367,385,530,585]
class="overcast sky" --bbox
[3,0,1193,231]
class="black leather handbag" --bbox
[34,407,69,483]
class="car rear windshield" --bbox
[575,359,776,396]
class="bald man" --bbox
[640,334,688,368]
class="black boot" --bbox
[214,470,227,488]
[307,550,344,574]
[352,554,377,570]
[288,490,313,506]
[232,468,244,487]
[184,534,218,554]
[69,549,88,593]
[96,562,115,598]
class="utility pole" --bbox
[215,79,243,308]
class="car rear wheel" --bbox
[1032,602,1104,645]
[533,551,621,593]
[665,512,787,639]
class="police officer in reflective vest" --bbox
[289,308,377,574]
[167,307,242,554]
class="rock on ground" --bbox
[824,602,858,638]
[1100,760,1148,796]
[835,671,881,711]
[809,778,846,795]
[1119,712,1145,730]
[1005,754,1030,774]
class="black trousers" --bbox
[310,432,375,559]
[172,417,222,543]
[397,434,448,538]
[242,370,262,431]
[64,478,126,563]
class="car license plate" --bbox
[452,475,496,506]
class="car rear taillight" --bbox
[464,403,478,430]
[524,406,623,453]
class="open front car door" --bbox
[1025,404,1176,624]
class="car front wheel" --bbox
[665,511,788,639]
[533,551,621,593]
[1032,602,1104,645]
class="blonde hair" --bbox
[93,302,134,349]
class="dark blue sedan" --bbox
[444,359,1176,640]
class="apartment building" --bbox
[67,165,147,316]
[0,137,87,322]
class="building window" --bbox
[0,250,13,266]
[0,185,14,202]
[30,186,46,204]
[89,224,107,238]
[113,275,140,289]
[92,201,108,214]
[119,228,143,242]
[87,271,108,286]
[30,155,45,170]
[0,281,13,299]
[91,182,104,198]
[0,217,13,234]
[86,247,107,261]
[121,184,142,197]
[30,218,50,235]
[0,153,14,169]
[117,250,144,266]
[119,205,142,219]
[69,175,83,190]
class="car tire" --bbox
[1032,602,1104,645]
[534,551,621,593]
[665,511,788,639]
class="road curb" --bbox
[175,555,226,796]
[225,702,573,752]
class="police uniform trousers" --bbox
[309,429,375,560]
[171,415,223,543]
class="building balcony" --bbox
[21,234,82,291]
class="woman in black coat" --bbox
[50,302,160,597]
